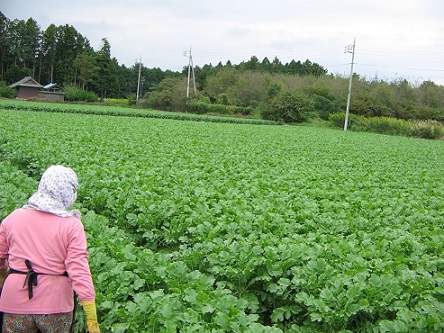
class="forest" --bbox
[1,11,444,128]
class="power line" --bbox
[355,62,444,72]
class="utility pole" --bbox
[344,38,356,131]
[136,56,142,101]
[185,46,197,98]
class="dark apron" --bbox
[0,259,76,333]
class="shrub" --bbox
[217,93,229,105]
[330,113,444,140]
[127,94,137,106]
[329,112,368,130]
[185,101,254,116]
[143,90,173,110]
[310,94,339,120]
[242,106,254,116]
[0,81,15,98]
[142,77,187,112]
[410,120,444,139]
[329,112,345,128]
[104,98,131,107]
[364,117,412,136]
[262,91,314,123]
[185,101,210,114]
[64,86,98,102]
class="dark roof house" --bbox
[9,76,65,101]
[9,76,43,99]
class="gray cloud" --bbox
[2,0,443,84]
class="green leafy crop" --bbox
[1,99,444,332]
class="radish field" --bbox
[1,102,444,333]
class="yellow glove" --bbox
[82,301,100,333]
[86,320,100,333]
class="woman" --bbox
[0,165,100,333]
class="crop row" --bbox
[1,104,444,332]
[0,99,278,125]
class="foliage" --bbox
[1,104,444,332]
[0,161,36,219]
[308,94,341,120]
[185,101,253,116]
[73,52,99,90]
[364,116,416,136]
[104,98,132,107]
[127,94,137,106]
[261,91,314,123]
[2,11,444,129]
[329,112,444,139]
[64,86,98,102]
[142,77,185,111]
[0,99,277,126]
[233,56,327,76]
[217,93,229,105]
[0,81,15,98]
[410,120,444,139]
[89,38,119,101]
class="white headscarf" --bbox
[23,165,81,218]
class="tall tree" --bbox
[260,57,271,71]
[37,24,87,84]
[238,55,260,70]
[0,12,10,80]
[24,18,41,76]
[8,19,27,66]
[73,52,99,90]
[271,57,284,72]
[287,60,303,74]
[4,19,34,82]
[54,24,80,84]
[91,38,118,100]
[41,24,58,83]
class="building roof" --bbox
[43,83,57,89]
[9,76,43,88]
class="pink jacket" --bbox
[0,208,96,314]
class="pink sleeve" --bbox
[65,219,96,302]
[0,220,9,271]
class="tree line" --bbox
[0,12,328,100]
[1,11,444,126]
[0,12,179,99]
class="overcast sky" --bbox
[2,0,444,85]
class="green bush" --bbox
[242,106,254,116]
[410,120,444,139]
[310,94,339,120]
[328,112,345,127]
[127,94,137,106]
[185,101,254,116]
[0,81,15,98]
[64,86,98,102]
[217,93,229,105]
[185,101,210,114]
[142,77,187,112]
[144,90,173,110]
[330,113,444,140]
[364,117,412,136]
[262,91,314,123]
[329,112,368,131]
[197,95,211,104]
[212,104,231,114]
